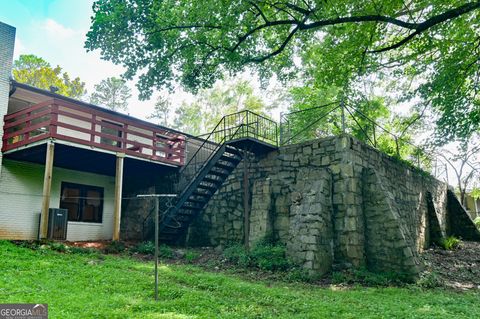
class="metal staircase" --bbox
[159,110,278,244]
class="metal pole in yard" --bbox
[137,194,176,301]
[154,196,159,301]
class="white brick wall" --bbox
[0,22,16,174]
[0,159,115,241]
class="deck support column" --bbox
[40,141,55,239]
[112,153,125,241]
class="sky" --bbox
[0,0,190,121]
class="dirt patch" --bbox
[419,241,480,291]
[68,241,110,249]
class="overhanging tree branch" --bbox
[248,25,301,63]
[369,1,480,53]
[239,1,480,62]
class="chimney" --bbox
[0,21,16,172]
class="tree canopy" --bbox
[90,77,132,112]
[171,78,274,135]
[13,54,86,99]
[86,0,480,143]
[148,96,171,126]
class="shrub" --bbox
[223,239,292,271]
[440,236,461,250]
[250,242,291,271]
[131,242,173,257]
[331,268,412,286]
[69,246,97,255]
[416,271,443,289]
[49,242,68,253]
[134,241,155,255]
[104,241,126,254]
[159,244,174,258]
[184,250,200,263]
[223,243,251,267]
[474,217,480,230]
[286,267,318,283]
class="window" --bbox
[60,182,104,223]
[100,120,122,148]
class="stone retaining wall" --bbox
[187,135,480,277]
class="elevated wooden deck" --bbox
[2,98,185,166]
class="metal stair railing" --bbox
[175,110,278,194]
[160,110,278,231]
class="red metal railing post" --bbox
[50,104,58,137]
[123,124,128,151]
[152,131,157,159]
[90,114,96,143]
[24,111,31,143]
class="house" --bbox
[0,21,186,241]
[2,20,479,278]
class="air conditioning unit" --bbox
[47,208,68,240]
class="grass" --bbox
[0,241,479,318]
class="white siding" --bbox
[0,159,115,241]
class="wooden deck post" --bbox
[112,153,125,241]
[39,141,55,239]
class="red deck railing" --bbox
[2,98,185,166]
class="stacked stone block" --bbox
[286,168,333,274]
[189,134,480,277]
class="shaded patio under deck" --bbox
[3,141,177,178]
[3,140,178,241]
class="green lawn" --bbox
[0,241,478,319]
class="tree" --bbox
[173,102,202,135]
[13,54,86,99]
[148,96,171,126]
[85,1,480,143]
[172,78,274,135]
[438,135,480,206]
[90,77,132,111]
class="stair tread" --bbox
[180,205,200,210]
[214,162,235,170]
[187,198,207,204]
[176,215,194,221]
[203,177,223,184]
[225,146,242,156]
[208,168,230,176]
[220,155,242,163]
[197,184,217,190]
[193,190,213,196]
[182,205,205,209]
